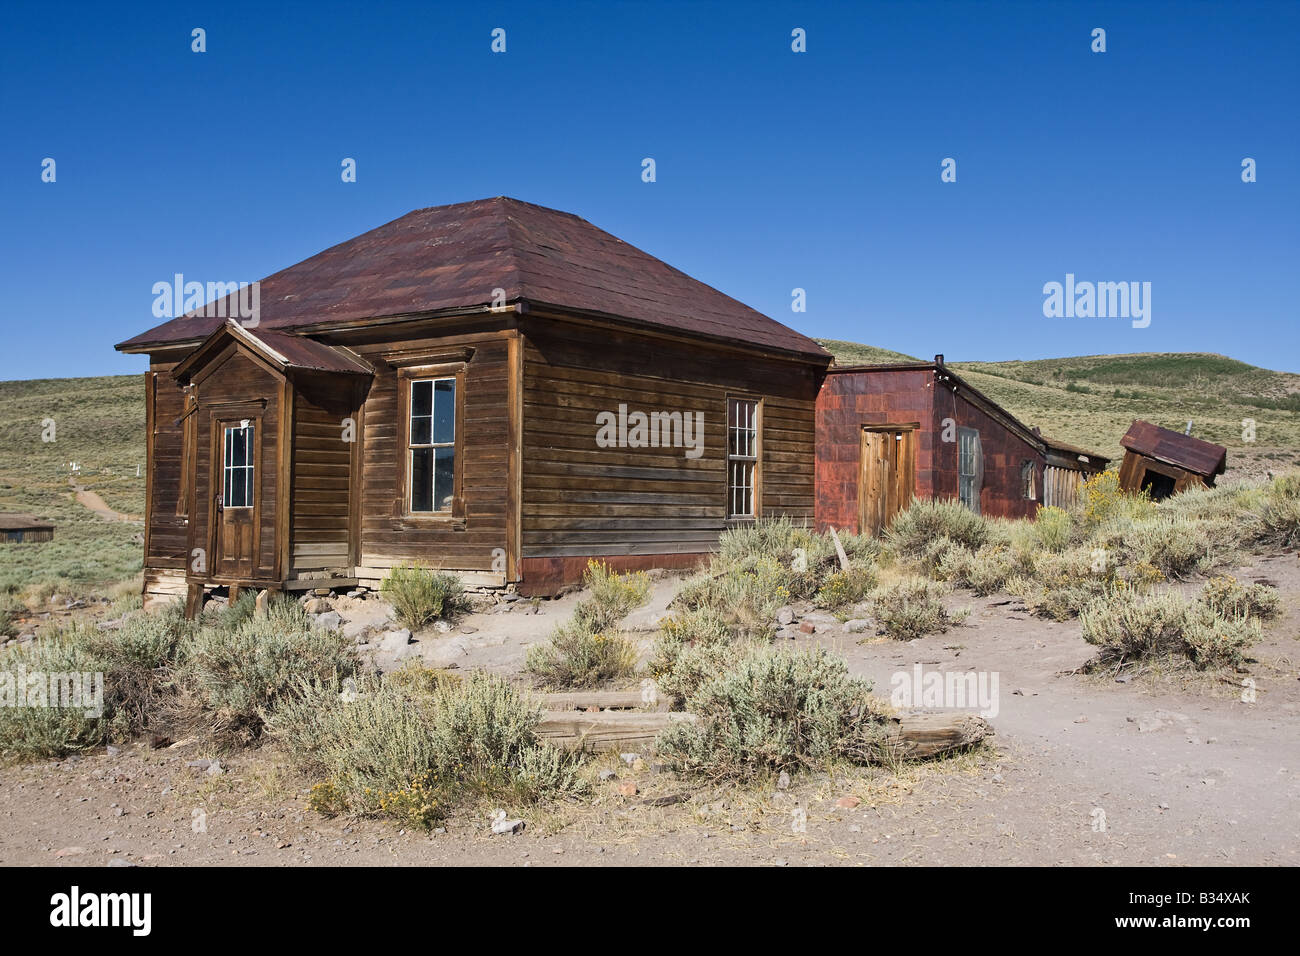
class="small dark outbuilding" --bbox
[0,513,55,543]
[1118,420,1227,499]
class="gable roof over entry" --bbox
[117,197,831,361]
[172,320,373,384]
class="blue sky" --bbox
[2,0,1297,380]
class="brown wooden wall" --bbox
[187,348,283,583]
[520,319,821,586]
[144,362,190,571]
[290,373,358,572]
[349,331,513,575]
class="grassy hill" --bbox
[0,375,145,594]
[817,341,1300,475]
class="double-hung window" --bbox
[727,398,759,518]
[408,377,457,513]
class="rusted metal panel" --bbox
[1120,420,1226,478]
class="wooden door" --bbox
[212,418,258,579]
[859,426,916,535]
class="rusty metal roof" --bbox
[1121,420,1227,477]
[116,197,831,360]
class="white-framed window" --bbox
[408,377,456,513]
[727,398,758,518]
[222,422,254,508]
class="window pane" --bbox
[411,448,433,511]
[411,416,431,445]
[434,446,455,510]
[229,467,247,507]
[231,428,248,467]
[411,380,432,417]
[223,465,232,507]
[434,379,455,444]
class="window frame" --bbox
[397,364,466,521]
[221,421,256,510]
[957,426,982,514]
[1020,459,1037,500]
[725,395,762,520]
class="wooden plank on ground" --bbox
[536,711,696,751]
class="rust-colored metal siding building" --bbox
[815,359,1107,535]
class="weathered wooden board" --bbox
[536,711,697,751]
[537,709,992,758]
[877,712,993,760]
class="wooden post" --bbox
[184,583,203,620]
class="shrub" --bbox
[525,561,647,688]
[572,560,650,632]
[674,556,791,638]
[1078,469,1155,526]
[1013,547,1115,621]
[1255,476,1300,548]
[525,620,638,689]
[656,646,887,779]
[1035,506,1073,552]
[1103,515,1238,579]
[649,608,747,707]
[886,499,989,557]
[814,566,878,609]
[936,544,1026,596]
[0,627,113,760]
[178,597,358,744]
[871,577,965,640]
[1080,590,1259,671]
[268,671,585,829]
[0,593,22,639]
[83,611,182,736]
[1200,576,1282,621]
[381,564,464,630]
[0,609,186,760]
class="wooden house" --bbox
[0,513,55,543]
[1117,420,1227,499]
[814,357,1108,535]
[115,198,832,609]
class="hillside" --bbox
[0,375,145,593]
[817,341,1300,474]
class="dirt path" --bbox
[69,479,140,523]
[1,557,1296,867]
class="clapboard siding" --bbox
[145,363,189,569]
[289,373,357,570]
[521,321,819,561]
[351,333,512,572]
[188,349,282,581]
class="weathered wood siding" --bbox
[289,373,357,572]
[521,320,820,584]
[187,348,282,583]
[350,332,512,576]
[144,363,190,571]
